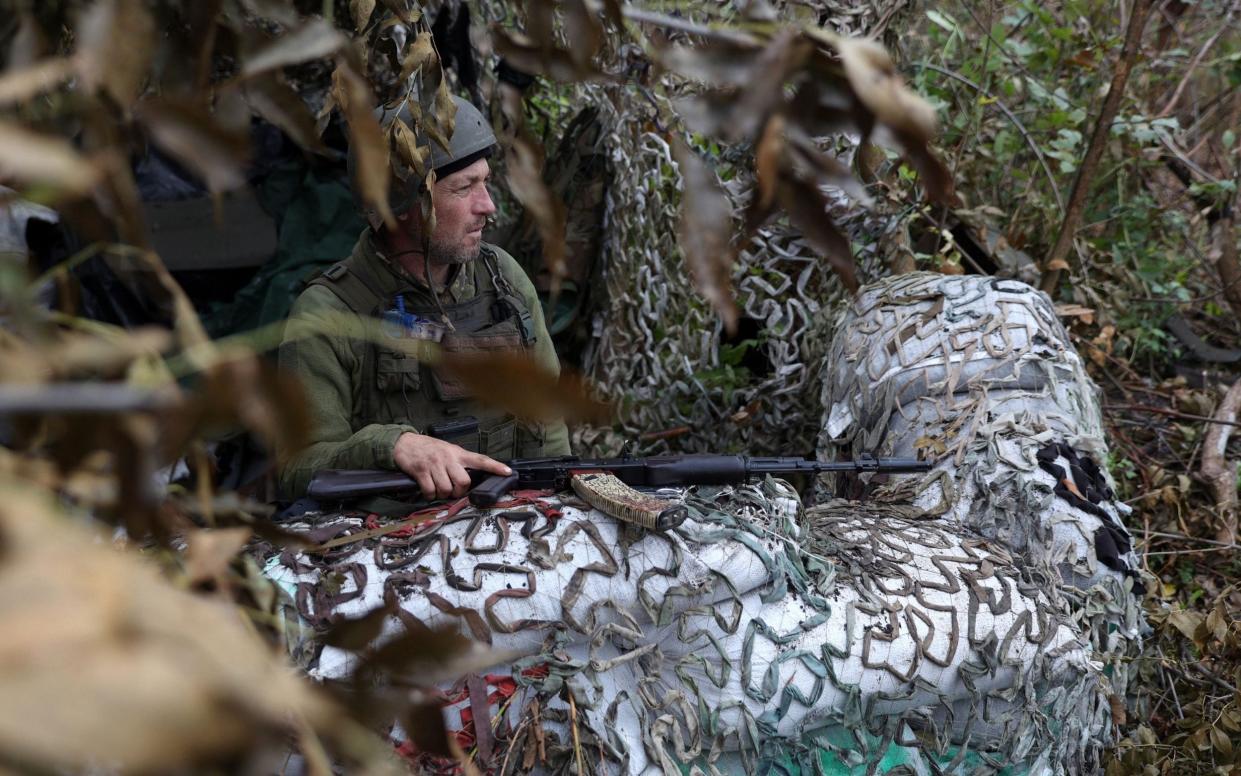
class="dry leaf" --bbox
[506,135,568,295]
[439,351,611,425]
[727,30,811,142]
[1060,477,1086,500]
[7,13,46,69]
[47,327,172,379]
[0,122,102,196]
[351,0,377,32]
[1054,303,1096,324]
[184,527,253,587]
[134,97,249,193]
[661,41,762,87]
[672,91,747,140]
[491,28,605,83]
[242,75,326,152]
[236,0,300,26]
[833,37,937,144]
[671,138,738,333]
[391,118,430,178]
[670,32,809,144]
[562,0,604,71]
[819,35,954,204]
[0,58,74,107]
[783,124,872,205]
[524,0,556,51]
[914,435,947,456]
[163,355,310,464]
[405,702,453,757]
[777,176,859,293]
[398,31,436,84]
[333,61,394,228]
[76,0,155,107]
[241,19,348,78]
[0,481,336,772]
[755,114,785,214]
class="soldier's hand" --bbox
[392,432,512,500]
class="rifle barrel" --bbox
[307,455,932,503]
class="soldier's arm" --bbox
[492,247,572,456]
[276,285,419,497]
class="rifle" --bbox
[307,454,932,530]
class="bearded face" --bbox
[426,157,494,266]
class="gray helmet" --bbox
[349,94,497,220]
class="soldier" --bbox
[278,96,571,502]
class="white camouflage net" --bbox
[265,273,1144,775]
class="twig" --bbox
[1140,530,1241,547]
[1159,134,1221,184]
[1038,0,1155,293]
[1159,660,1185,720]
[1213,210,1241,322]
[1157,1,1239,117]
[0,383,180,414]
[1110,402,1241,429]
[621,6,759,45]
[1199,378,1241,543]
[1145,545,1239,556]
[914,62,1064,214]
[566,688,584,776]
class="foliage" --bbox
[0,0,954,770]
[897,3,1240,773]
[0,0,1238,772]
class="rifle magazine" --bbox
[570,473,687,530]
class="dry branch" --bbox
[1038,0,1154,294]
[1200,379,1241,544]
[1215,212,1241,321]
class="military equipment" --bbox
[348,94,496,217]
[305,453,932,510]
[426,415,479,441]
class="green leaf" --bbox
[926,10,958,32]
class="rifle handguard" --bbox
[570,472,688,531]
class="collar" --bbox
[356,230,476,301]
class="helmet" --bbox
[349,94,497,220]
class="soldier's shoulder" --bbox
[290,274,353,314]
[483,241,520,268]
[483,243,536,290]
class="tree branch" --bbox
[1038,0,1154,294]
[1200,379,1241,544]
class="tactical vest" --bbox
[309,246,543,459]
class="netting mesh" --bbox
[473,0,916,457]
[262,273,1144,776]
[262,9,1148,772]
[268,476,1108,775]
[817,271,1146,722]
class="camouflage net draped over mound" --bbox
[270,481,1107,775]
[266,273,1143,775]
[817,272,1147,715]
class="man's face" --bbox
[427,157,496,265]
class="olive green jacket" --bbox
[277,232,571,497]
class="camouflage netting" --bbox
[270,484,1106,775]
[474,0,917,458]
[577,117,891,457]
[265,274,1142,774]
[817,271,1147,717]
